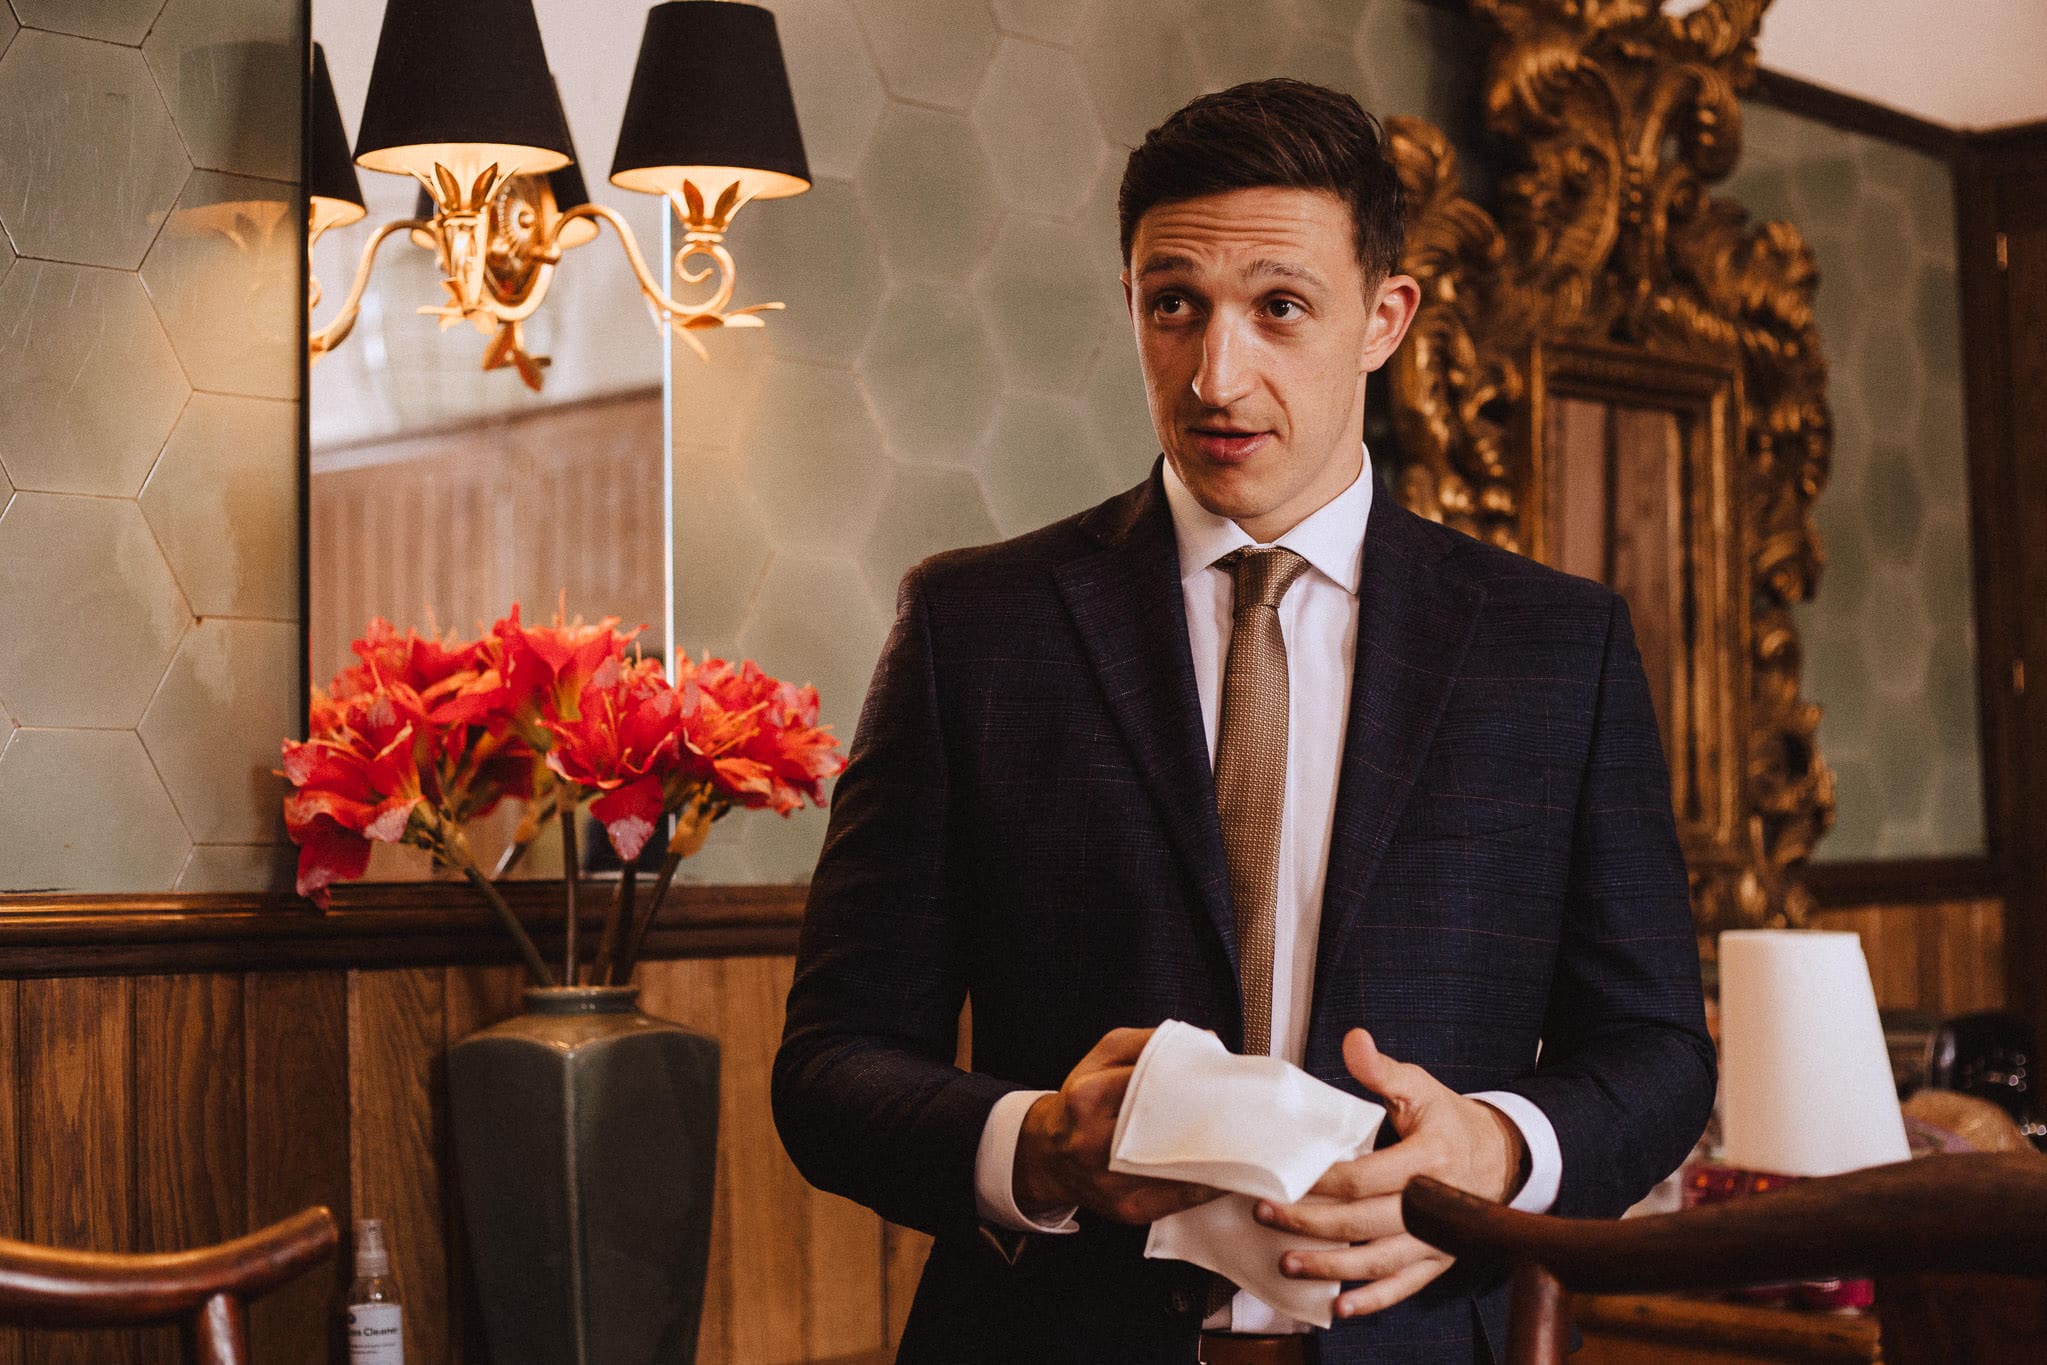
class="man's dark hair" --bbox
[1118,78,1406,283]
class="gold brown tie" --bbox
[1212,546,1310,1060]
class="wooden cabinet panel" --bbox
[21,977,135,1365]
[349,968,450,1365]
[0,981,18,1365]
[133,975,245,1365]
[0,954,922,1361]
[245,971,350,1364]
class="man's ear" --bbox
[1361,272,1421,373]
[1120,270,1133,317]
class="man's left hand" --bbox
[1256,1027,1527,1319]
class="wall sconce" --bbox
[307,0,811,387]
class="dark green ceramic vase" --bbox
[447,985,720,1365]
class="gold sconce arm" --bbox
[558,193,784,361]
[309,217,432,360]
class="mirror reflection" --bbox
[306,2,674,880]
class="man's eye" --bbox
[1267,298,1304,319]
[1151,294,1187,316]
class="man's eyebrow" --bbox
[1131,254,1328,289]
[1245,258,1326,289]
[1134,253,1196,280]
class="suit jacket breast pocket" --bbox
[1398,755,1551,842]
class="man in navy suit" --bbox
[774,80,1713,1364]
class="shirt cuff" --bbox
[973,1088,1081,1234]
[1467,1090,1562,1214]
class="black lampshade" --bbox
[610,1,810,202]
[309,44,365,225]
[353,0,573,181]
[411,71,593,245]
[541,72,591,215]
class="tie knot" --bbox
[1222,546,1310,614]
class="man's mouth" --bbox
[1187,425,1269,463]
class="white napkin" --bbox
[1108,1020,1386,1328]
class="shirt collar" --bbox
[1161,445,1373,597]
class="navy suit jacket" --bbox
[773,466,1714,1364]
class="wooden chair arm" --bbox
[1402,1154,2047,1294]
[0,1206,338,1329]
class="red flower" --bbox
[281,686,426,907]
[543,657,685,861]
[681,658,845,815]
[483,603,640,729]
[284,603,844,918]
[328,618,484,714]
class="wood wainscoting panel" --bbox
[0,953,901,1364]
[20,977,136,1365]
[132,975,245,1365]
[1809,898,2007,1015]
[244,971,351,1364]
[349,968,451,1365]
[0,982,17,1365]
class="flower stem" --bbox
[559,805,581,985]
[593,862,634,986]
[460,865,556,987]
[494,789,557,879]
[614,850,683,985]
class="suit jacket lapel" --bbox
[1053,469,1239,977]
[1311,496,1486,1033]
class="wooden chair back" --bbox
[0,1205,338,1364]
[1401,1154,2047,1365]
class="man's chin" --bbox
[1172,459,1272,520]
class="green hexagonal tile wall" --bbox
[141,171,300,401]
[857,290,1003,465]
[1730,100,1983,861]
[1190,0,1300,91]
[972,38,1105,214]
[0,0,303,892]
[0,493,190,729]
[0,31,191,270]
[0,260,190,497]
[858,103,1004,282]
[143,0,301,182]
[11,0,163,45]
[853,0,999,112]
[760,0,886,181]
[0,729,190,892]
[974,214,1117,393]
[139,618,299,844]
[993,0,1089,46]
[139,393,299,619]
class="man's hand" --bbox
[1258,1028,1527,1319]
[1013,1027,1221,1224]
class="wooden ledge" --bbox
[0,881,805,977]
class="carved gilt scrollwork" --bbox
[1388,0,1834,934]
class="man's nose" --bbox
[1190,316,1254,409]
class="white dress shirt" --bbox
[972,449,1561,1331]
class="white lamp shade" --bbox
[1718,929,1911,1176]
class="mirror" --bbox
[1530,345,1748,904]
[306,1,671,881]
[1384,0,1836,937]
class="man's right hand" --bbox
[1012,1026,1221,1224]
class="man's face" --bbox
[1122,186,1417,542]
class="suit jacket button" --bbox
[1168,1287,1198,1316]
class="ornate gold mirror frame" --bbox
[1386,0,1834,937]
